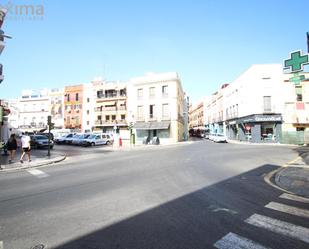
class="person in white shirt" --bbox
[20,132,31,163]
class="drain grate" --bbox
[31,244,45,249]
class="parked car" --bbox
[55,133,74,144]
[213,134,227,143]
[82,133,113,147]
[72,134,92,145]
[30,135,54,149]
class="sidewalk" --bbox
[274,146,309,198]
[0,149,66,172]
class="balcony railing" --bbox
[97,94,126,99]
[95,119,127,125]
[95,106,126,112]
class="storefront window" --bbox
[261,124,274,141]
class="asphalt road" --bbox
[0,140,308,249]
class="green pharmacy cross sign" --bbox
[289,73,305,85]
[284,50,309,73]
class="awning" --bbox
[134,121,170,130]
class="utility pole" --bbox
[47,115,54,157]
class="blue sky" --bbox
[1,0,309,102]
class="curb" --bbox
[0,154,67,173]
[264,156,309,201]
[227,139,298,147]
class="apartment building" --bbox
[223,64,284,143]
[49,88,64,129]
[64,85,83,130]
[127,72,185,145]
[18,89,50,131]
[82,83,95,133]
[93,79,128,135]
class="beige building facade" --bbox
[127,72,185,145]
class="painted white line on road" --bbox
[214,232,271,249]
[265,201,309,219]
[0,241,3,249]
[245,213,309,243]
[27,169,49,178]
[280,193,309,204]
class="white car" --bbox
[72,134,91,145]
[213,134,227,143]
[82,133,113,147]
[55,133,74,144]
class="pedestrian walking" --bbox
[7,134,17,164]
[20,132,31,163]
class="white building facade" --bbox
[18,89,50,131]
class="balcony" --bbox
[97,94,126,99]
[95,119,127,126]
[95,106,126,112]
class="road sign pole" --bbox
[47,116,51,157]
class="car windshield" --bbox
[88,135,96,139]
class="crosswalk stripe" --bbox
[280,193,309,204]
[245,214,309,243]
[214,232,271,249]
[265,201,309,218]
[27,169,49,178]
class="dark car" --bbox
[30,135,54,149]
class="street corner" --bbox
[275,166,309,199]
[0,153,66,172]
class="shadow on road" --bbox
[53,164,308,249]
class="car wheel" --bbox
[91,142,95,147]
[106,141,111,145]
[50,146,54,150]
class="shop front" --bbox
[226,114,282,143]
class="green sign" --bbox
[289,73,305,85]
[284,50,309,72]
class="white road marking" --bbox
[0,241,3,249]
[280,193,309,204]
[214,232,271,249]
[265,201,309,218]
[27,169,49,178]
[245,214,309,243]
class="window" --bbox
[263,96,271,112]
[75,93,79,101]
[106,115,110,121]
[112,115,116,120]
[137,88,143,99]
[149,87,155,98]
[66,94,70,102]
[87,110,90,115]
[137,106,144,119]
[162,104,169,118]
[87,121,89,125]
[87,98,90,103]
[297,94,303,101]
[149,104,155,118]
[121,114,125,120]
[98,115,102,120]
[296,86,303,101]
[162,85,168,96]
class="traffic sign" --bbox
[245,125,251,131]
[284,50,309,73]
